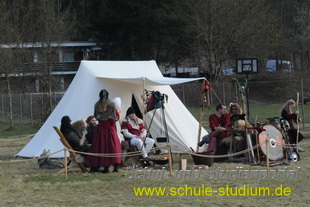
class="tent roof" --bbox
[86,60,204,85]
[103,77,205,85]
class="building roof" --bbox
[0,41,97,49]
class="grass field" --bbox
[0,104,310,207]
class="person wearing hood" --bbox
[60,116,90,154]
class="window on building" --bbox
[33,52,43,63]
[62,52,75,62]
[60,77,64,90]
[35,79,40,92]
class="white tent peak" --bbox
[17,60,207,158]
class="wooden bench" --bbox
[53,126,88,173]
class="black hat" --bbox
[126,107,135,116]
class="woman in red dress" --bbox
[86,89,121,173]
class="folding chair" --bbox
[53,126,88,173]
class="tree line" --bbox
[71,0,310,78]
[2,0,310,75]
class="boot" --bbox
[198,135,210,147]
[113,164,119,173]
[90,167,100,173]
[102,166,110,174]
[198,140,205,147]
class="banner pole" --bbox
[266,139,270,171]
[196,79,206,152]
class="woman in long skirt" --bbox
[86,89,121,173]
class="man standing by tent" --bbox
[121,107,155,160]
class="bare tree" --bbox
[176,0,280,80]
[288,1,310,70]
[0,1,26,129]
[24,0,75,121]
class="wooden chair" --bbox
[53,126,88,173]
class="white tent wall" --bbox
[16,60,207,158]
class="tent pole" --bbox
[196,80,206,152]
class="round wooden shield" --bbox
[258,124,285,161]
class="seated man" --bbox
[198,104,231,147]
[121,107,155,160]
[85,115,97,144]
[198,104,231,166]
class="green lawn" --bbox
[0,122,39,138]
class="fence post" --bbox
[235,81,238,103]
[1,94,4,122]
[20,94,22,123]
[30,93,33,124]
[301,78,305,130]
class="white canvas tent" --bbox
[17,60,208,158]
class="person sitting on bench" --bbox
[121,107,155,160]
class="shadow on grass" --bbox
[5,126,15,131]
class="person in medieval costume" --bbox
[198,104,231,167]
[281,99,304,152]
[121,107,155,160]
[228,103,246,151]
[60,116,90,155]
[86,89,121,173]
[85,115,97,144]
